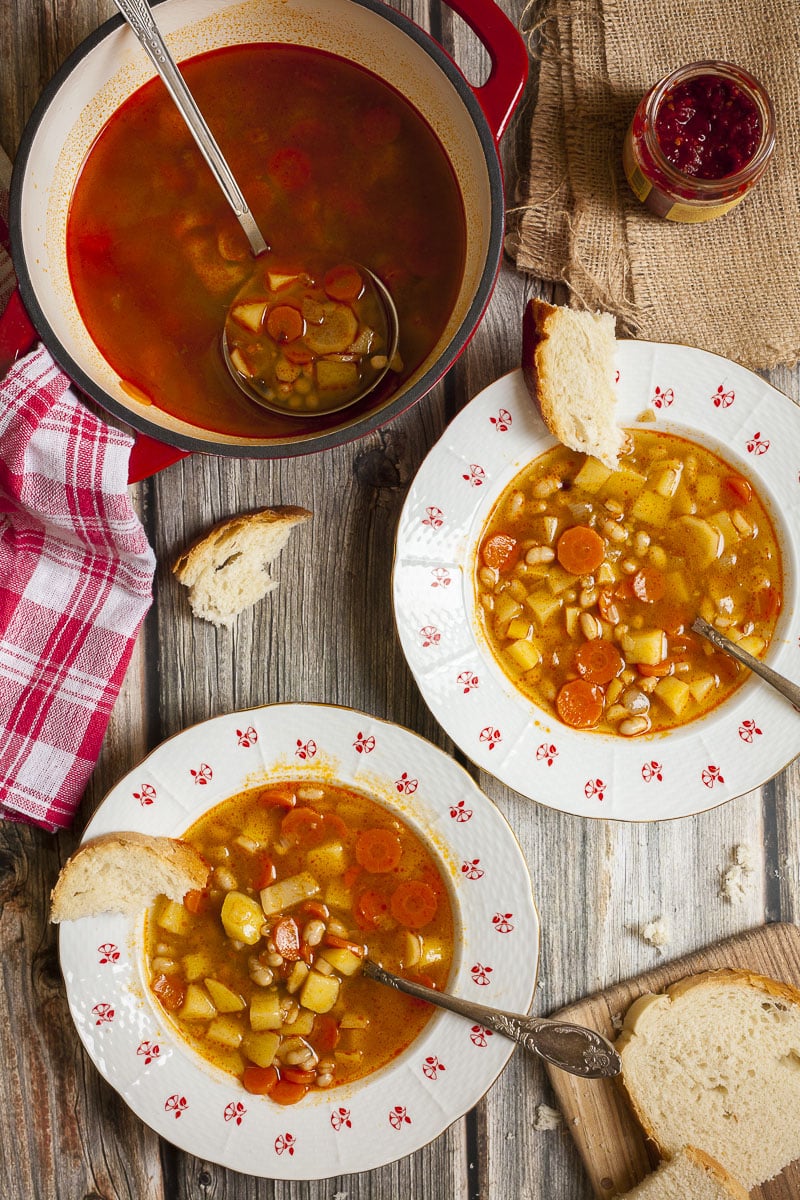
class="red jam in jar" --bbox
[623,61,776,222]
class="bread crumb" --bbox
[532,1104,563,1131]
[642,916,670,953]
[610,1010,624,1033]
[720,844,756,904]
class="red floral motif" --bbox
[295,738,317,760]
[461,859,485,880]
[701,764,725,788]
[97,943,120,965]
[471,963,493,986]
[535,742,558,766]
[420,625,441,648]
[224,1101,246,1126]
[331,1107,352,1131]
[353,732,376,754]
[165,1094,188,1118]
[395,772,419,795]
[136,1040,161,1065]
[389,1105,412,1130]
[738,719,763,743]
[422,1055,446,1080]
[492,912,514,934]
[463,464,486,487]
[190,763,212,785]
[652,385,674,409]
[449,799,473,822]
[92,1002,114,1025]
[713,384,735,408]
[274,1132,296,1156]
[423,506,444,528]
[614,369,620,384]
[132,782,156,806]
[746,431,770,455]
[479,726,501,750]
[236,726,258,748]
[430,567,451,588]
[457,670,480,693]
[584,778,605,801]
[470,1025,493,1047]
[641,761,663,783]
[490,408,513,432]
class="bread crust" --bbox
[683,1146,750,1200]
[172,506,311,584]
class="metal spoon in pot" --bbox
[691,616,800,710]
[362,958,621,1079]
[111,0,399,417]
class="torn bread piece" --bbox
[617,1146,748,1200]
[50,831,209,922]
[173,505,311,628]
[521,298,625,470]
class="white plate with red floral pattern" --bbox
[59,702,539,1178]
[392,343,800,821]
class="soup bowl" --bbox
[58,703,539,1176]
[10,0,527,477]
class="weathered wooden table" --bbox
[2,2,799,1198]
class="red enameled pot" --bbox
[10,0,527,479]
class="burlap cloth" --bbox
[510,0,800,370]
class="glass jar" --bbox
[622,61,776,222]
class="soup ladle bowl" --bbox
[111,0,400,416]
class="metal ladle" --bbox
[362,958,621,1078]
[111,0,399,416]
[691,616,800,709]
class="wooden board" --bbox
[545,923,800,1199]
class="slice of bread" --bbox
[616,968,800,1188]
[173,505,311,628]
[50,831,209,923]
[521,298,625,469]
[618,1146,749,1200]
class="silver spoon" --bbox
[111,0,399,415]
[691,616,800,709]
[362,958,621,1078]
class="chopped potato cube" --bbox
[241,1030,280,1068]
[250,989,282,1032]
[525,591,562,625]
[402,930,423,968]
[157,899,192,936]
[230,300,266,333]
[220,891,264,945]
[738,634,766,657]
[286,961,310,994]
[663,571,690,604]
[494,593,522,626]
[547,567,576,596]
[631,490,672,526]
[507,637,542,672]
[696,473,722,505]
[564,605,581,638]
[206,1016,243,1049]
[323,879,353,910]
[282,1009,314,1036]
[708,510,741,549]
[600,466,647,504]
[319,946,363,976]
[306,841,348,879]
[260,872,320,916]
[506,616,533,641]
[204,978,246,1013]
[689,674,716,703]
[622,629,667,666]
[677,516,722,569]
[180,983,217,1021]
[339,1012,370,1030]
[573,457,612,493]
[654,675,691,716]
[182,951,213,982]
[299,970,341,1013]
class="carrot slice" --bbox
[301,899,330,921]
[280,806,325,845]
[271,1079,310,1105]
[354,888,392,931]
[748,584,781,622]
[183,888,209,915]
[259,787,296,810]
[253,854,277,890]
[273,916,301,961]
[574,640,623,684]
[555,678,604,728]
[632,567,666,604]
[312,1013,341,1053]
[480,532,520,573]
[390,880,438,929]
[724,474,753,505]
[242,1065,279,1095]
[343,864,362,890]
[266,304,304,344]
[283,1066,317,1085]
[557,525,605,575]
[638,659,675,678]
[597,588,620,624]
[323,812,348,840]
[355,828,403,874]
[324,933,366,956]
[323,264,364,304]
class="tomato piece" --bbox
[557,525,605,575]
[270,1079,310,1105]
[280,806,326,845]
[312,1013,341,1053]
[273,916,301,961]
[480,532,520,573]
[555,678,604,729]
[724,474,753,505]
[259,787,296,810]
[355,828,403,874]
[253,854,277,890]
[390,880,438,929]
[242,1065,279,1095]
[183,888,209,915]
[354,888,392,930]
[574,640,623,684]
[323,264,364,304]
[151,973,186,1012]
[632,567,666,604]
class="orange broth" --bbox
[66,44,466,437]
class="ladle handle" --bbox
[692,616,800,710]
[111,0,268,256]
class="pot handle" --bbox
[127,435,190,483]
[443,0,529,141]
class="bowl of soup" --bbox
[10,0,528,469]
[58,703,539,1176]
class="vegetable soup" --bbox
[66,43,466,437]
[145,781,454,1103]
[475,431,782,736]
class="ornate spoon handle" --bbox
[362,959,620,1078]
[111,0,268,256]
[691,616,800,709]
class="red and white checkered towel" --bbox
[0,151,155,831]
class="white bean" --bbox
[213,866,238,892]
[525,545,555,565]
[579,613,603,640]
[532,476,562,498]
[619,715,651,737]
